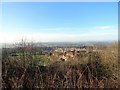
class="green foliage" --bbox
[37,55,50,66]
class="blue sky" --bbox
[1,2,118,43]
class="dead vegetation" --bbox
[1,41,119,89]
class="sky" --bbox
[0,2,118,43]
[1,0,119,2]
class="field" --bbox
[1,41,119,89]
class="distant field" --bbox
[2,41,118,89]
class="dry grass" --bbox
[2,42,119,89]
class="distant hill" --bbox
[1,41,117,48]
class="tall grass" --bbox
[2,42,118,89]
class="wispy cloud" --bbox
[95,26,113,29]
